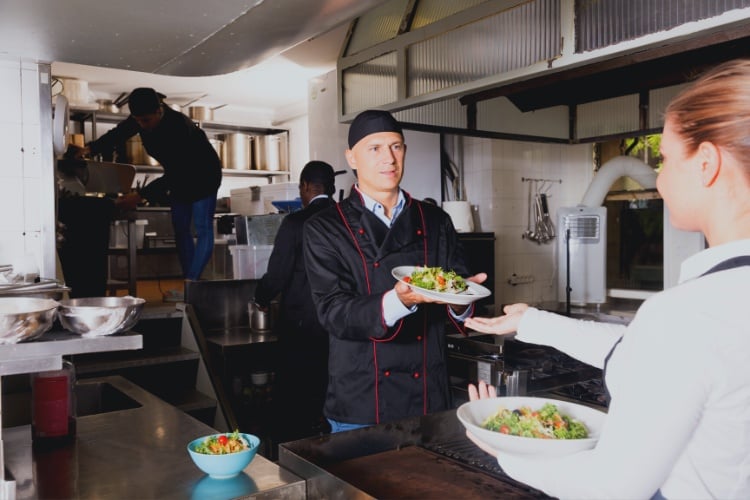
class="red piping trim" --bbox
[415,201,428,266]
[415,199,430,413]
[447,303,474,337]
[372,341,379,423]
[335,203,371,295]
[422,310,428,414]
[374,293,403,342]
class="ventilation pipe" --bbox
[580,156,657,207]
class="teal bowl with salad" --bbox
[187,431,260,479]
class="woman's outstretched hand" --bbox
[464,303,529,335]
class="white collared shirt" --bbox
[501,239,750,499]
[357,187,406,227]
[354,185,471,326]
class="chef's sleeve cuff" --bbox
[383,289,417,327]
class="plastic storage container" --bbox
[229,244,273,279]
[258,182,299,213]
[31,360,77,447]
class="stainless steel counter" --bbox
[205,326,277,349]
[279,408,548,499]
[4,375,304,499]
[0,331,142,377]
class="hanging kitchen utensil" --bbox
[538,192,556,242]
[522,180,535,240]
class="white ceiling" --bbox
[0,0,386,119]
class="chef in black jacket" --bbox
[302,110,487,432]
[72,87,222,285]
[254,161,339,441]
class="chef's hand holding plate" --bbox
[464,302,529,335]
[394,272,487,314]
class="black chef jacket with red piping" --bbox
[302,188,471,425]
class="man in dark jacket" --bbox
[254,161,338,441]
[302,110,487,432]
[78,87,222,285]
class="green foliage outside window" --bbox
[623,135,662,171]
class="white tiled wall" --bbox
[462,136,594,311]
[0,57,54,277]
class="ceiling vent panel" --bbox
[576,0,750,52]
[411,0,489,30]
[408,0,561,97]
[343,51,398,114]
[648,83,688,129]
[394,99,467,129]
[577,94,639,140]
[345,0,410,56]
[477,97,569,140]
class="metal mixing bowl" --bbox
[57,296,146,337]
[0,297,59,344]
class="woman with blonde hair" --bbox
[465,59,750,499]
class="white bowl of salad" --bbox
[457,396,606,456]
[187,431,260,479]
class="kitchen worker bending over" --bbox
[72,88,222,291]
[302,109,487,432]
[465,59,750,500]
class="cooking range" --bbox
[446,332,607,409]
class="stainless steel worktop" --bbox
[0,330,143,376]
[4,375,304,499]
[279,407,547,499]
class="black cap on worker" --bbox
[347,109,403,149]
[300,161,336,195]
[128,88,162,116]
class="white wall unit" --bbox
[308,70,353,199]
[0,57,56,280]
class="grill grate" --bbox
[423,440,548,498]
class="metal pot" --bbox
[97,99,119,113]
[249,302,272,332]
[254,134,283,171]
[219,133,252,170]
[125,136,159,166]
[209,138,223,163]
[188,106,213,121]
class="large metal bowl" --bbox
[57,296,146,337]
[0,297,59,344]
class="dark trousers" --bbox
[57,197,115,298]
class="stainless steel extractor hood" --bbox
[337,0,750,141]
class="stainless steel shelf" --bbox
[131,164,289,178]
[71,109,286,136]
[0,330,142,376]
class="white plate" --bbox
[391,265,491,306]
[457,396,606,456]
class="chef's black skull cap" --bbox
[300,160,336,187]
[347,109,403,148]
[128,87,162,116]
